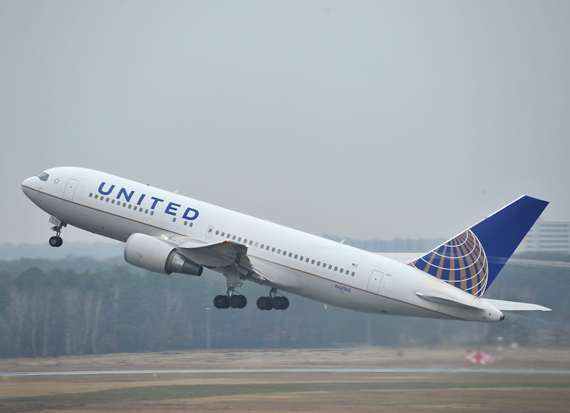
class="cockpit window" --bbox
[37,172,49,181]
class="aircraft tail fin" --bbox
[409,196,548,297]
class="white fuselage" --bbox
[21,167,504,322]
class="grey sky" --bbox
[2,1,569,245]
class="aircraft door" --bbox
[366,270,384,294]
[63,179,79,200]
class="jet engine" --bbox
[124,233,203,276]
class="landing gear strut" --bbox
[256,288,290,311]
[48,221,66,248]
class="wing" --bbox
[165,235,266,282]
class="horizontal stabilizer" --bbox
[416,292,481,310]
[482,298,551,312]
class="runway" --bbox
[3,367,570,377]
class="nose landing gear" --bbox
[48,219,66,248]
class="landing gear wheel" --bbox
[273,296,285,310]
[49,236,63,247]
[238,295,247,309]
[213,295,230,309]
[273,296,290,310]
[256,296,273,311]
[229,295,247,309]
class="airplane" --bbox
[21,167,551,322]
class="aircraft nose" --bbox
[21,176,38,198]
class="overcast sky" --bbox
[1,1,569,245]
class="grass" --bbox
[2,348,570,412]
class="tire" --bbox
[213,295,229,309]
[229,295,243,309]
[256,296,272,310]
[273,296,284,310]
[49,236,62,248]
[238,295,247,309]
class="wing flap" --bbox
[165,236,265,281]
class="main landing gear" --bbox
[213,288,247,309]
[256,288,289,311]
[48,221,66,248]
[212,287,290,311]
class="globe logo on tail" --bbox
[409,229,489,297]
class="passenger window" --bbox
[283,251,287,256]
[351,272,355,277]
[238,237,242,242]
[340,268,344,273]
[151,211,154,215]
[288,253,292,257]
[306,258,309,262]
[145,209,148,214]
[232,236,236,240]
[173,218,177,222]
[89,193,93,197]
[94,195,98,199]
[317,261,320,266]
[255,242,259,247]
[221,232,225,237]
[312,260,315,264]
[215,230,219,235]
[111,199,115,204]
[244,239,247,244]
[277,249,281,254]
[128,205,132,209]
[184,221,187,226]
[323,263,327,267]
[272,248,276,252]
[334,267,338,271]
[134,206,137,211]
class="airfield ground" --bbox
[1,347,570,412]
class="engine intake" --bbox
[124,233,203,276]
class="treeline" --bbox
[0,254,569,358]
[322,235,447,253]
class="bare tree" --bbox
[9,288,27,357]
[91,293,103,354]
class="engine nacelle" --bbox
[124,233,203,276]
